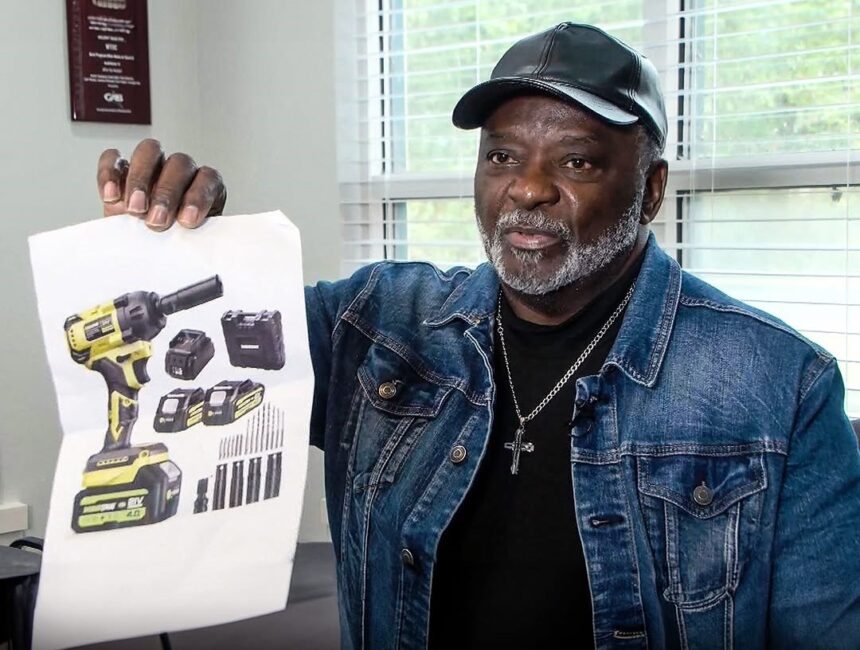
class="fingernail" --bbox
[128,189,147,213]
[147,204,168,227]
[178,206,200,228]
[102,181,119,202]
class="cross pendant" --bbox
[504,426,534,475]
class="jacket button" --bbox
[378,381,398,399]
[401,548,415,567]
[449,445,467,464]
[693,482,713,506]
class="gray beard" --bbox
[477,195,643,296]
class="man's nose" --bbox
[507,163,560,210]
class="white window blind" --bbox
[335,0,860,413]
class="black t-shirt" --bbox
[429,259,641,649]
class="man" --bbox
[96,23,860,650]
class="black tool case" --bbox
[221,310,285,370]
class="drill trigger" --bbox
[132,358,150,384]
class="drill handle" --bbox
[104,383,140,452]
[91,346,150,451]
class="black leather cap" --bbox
[452,23,667,148]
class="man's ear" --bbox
[640,159,668,225]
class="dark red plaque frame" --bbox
[66,0,151,124]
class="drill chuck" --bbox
[157,276,223,315]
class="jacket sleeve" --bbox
[304,282,336,451]
[768,357,860,648]
[304,263,380,450]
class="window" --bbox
[337,0,859,412]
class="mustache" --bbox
[494,209,573,242]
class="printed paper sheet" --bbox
[28,211,313,649]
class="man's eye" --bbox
[564,158,591,170]
[488,151,515,164]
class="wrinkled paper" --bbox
[29,211,313,649]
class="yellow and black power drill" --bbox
[64,276,223,533]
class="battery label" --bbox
[77,488,149,528]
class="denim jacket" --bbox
[305,235,860,650]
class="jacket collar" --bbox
[423,233,681,388]
[423,263,499,328]
[603,233,681,387]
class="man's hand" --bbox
[97,138,227,231]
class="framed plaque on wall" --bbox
[66,0,151,124]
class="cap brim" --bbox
[452,77,638,130]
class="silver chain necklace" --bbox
[496,282,635,475]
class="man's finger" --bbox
[145,153,198,231]
[124,138,165,216]
[102,156,129,217]
[97,149,129,212]
[176,166,227,229]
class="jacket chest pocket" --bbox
[636,453,766,608]
[349,343,453,493]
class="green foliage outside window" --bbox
[386,0,858,266]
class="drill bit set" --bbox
[197,403,285,513]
